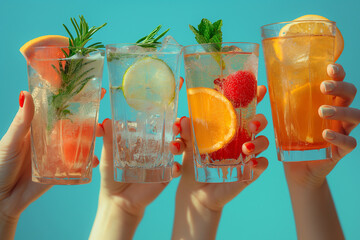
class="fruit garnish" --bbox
[189,18,226,68]
[221,70,257,108]
[276,14,344,61]
[284,82,325,143]
[20,16,106,131]
[122,57,176,112]
[187,87,237,154]
[20,35,69,88]
[52,119,95,169]
[136,25,170,48]
[209,128,251,161]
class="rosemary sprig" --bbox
[48,16,106,130]
[136,25,170,48]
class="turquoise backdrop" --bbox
[0,0,359,239]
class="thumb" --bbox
[1,91,34,148]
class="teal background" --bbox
[0,0,359,239]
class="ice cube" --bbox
[221,45,242,52]
[243,53,259,77]
[159,36,182,52]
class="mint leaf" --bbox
[189,18,224,68]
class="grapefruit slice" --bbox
[53,119,95,170]
[187,87,237,154]
[20,35,69,88]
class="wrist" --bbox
[90,194,144,240]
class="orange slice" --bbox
[187,87,237,154]
[20,35,69,88]
[277,15,344,61]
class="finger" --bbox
[320,80,357,106]
[179,116,192,144]
[1,91,34,148]
[319,105,360,125]
[257,85,267,104]
[179,77,184,91]
[172,162,182,178]
[323,129,357,158]
[242,135,269,156]
[248,114,268,134]
[248,157,268,180]
[327,64,346,81]
[169,139,186,155]
[173,118,181,136]
[100,88,106,100]
[99,118,113,181]
[95,123,105,137]
[92,155,100,168]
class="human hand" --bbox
[284,64,359,188]
[171,85,269,239]
[0,89,105,239]
[90,79,184,240]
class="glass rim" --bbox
[182,42,259,50]
[261,19,336,29]
[105,43,182,55]
[31,46,105,60]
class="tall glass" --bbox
[106,43,181,183]
[261,20,336,162]
[27,46,105,184]
[183,42,259,183]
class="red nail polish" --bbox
[19,91,25,108]
[172,142,181,152]
[180,116,187,123]
[102,118,110,125]
[98,123,105,132]
[93,156,100,168]
[244,142,255,152]
[175,163,180,172]
[253,121,261,132]
[251,159,258,168]
[174,121,181,132]
[100,88,107,100]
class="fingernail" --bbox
[324,130,336,140]
[330,64,339,75]
[180,116,187,124]
[98,123,104,132]
[172,142,181,152]
[174,121,181,132]
[244,142,255,152]
[101,88,107,99]
[175,163,180,172]
[250,159,258,168]
[322,81,335,93]
[19,91,25,108]
[102,118,110,125]
[250,121,261,132]
[93,156,100,168]
[319,106,335,117]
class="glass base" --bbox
[32,176,91,185]
[114,166,173,183]
[194,162,253,183]
[278,147,332,162]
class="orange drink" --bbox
[261,16,343,161]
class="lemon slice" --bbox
[122,57,176,112]
[277,15,344,61]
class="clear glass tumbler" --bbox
[183,42,259,183]
[261,20,336,162]
[27,46,105,184]
[106,43,181,183]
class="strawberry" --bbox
[221,70,257,108]
[209,128,251,162]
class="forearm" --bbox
[285,173,344,240]
[0,213,18,240]
[89,197,143,240]
[172,189,222,240]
